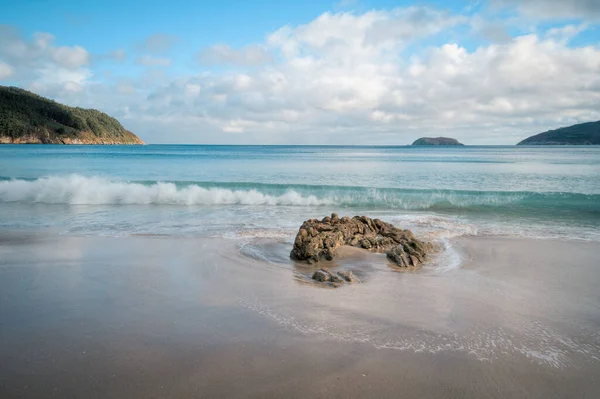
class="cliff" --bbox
[517,121,600,145]
[412,137,464,146]
[0,86,143,144]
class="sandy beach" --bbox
[1,232,599,398]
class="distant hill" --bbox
[517,121,600,145]
[0,86,143,144]
[412,137,464,146]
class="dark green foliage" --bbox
[0,86,140,143]
[517,121,600,145]
[412,137,464,146]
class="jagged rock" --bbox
[291,214,434,268]
[386,244,423,268]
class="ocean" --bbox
[2,144,600,397]
[1,144,599,242]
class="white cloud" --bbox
[0,61,13,79]
[545,24,588,42]
[28,66,92,97]
[135,55,171,67]
[115,78,136,94]
[137,34,178,54]
[267,7,466,60]
[129,8,600,144]
[3,7,599,144]
[108,49,127,62]
[494,0,600,20]
[198,44,273,66]
[0,26,92,96]
[470,15,512,43]
[50,45,89,69]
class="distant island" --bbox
[412,137,464,146]
[517,121,600,145]
[0,86,143,144]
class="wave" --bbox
[1,175,599,215]
[0,175,332,206]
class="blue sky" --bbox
[1,0,599,144]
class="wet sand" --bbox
[1,233,599,398]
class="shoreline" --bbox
[1,232,599,398]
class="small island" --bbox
[412,137,464,146]
[517,120,600,145]
[0,86,144,144]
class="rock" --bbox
[337,271,360,283]
[312,269,332,282]
[412,137,464,146]
[311,268,347,286]
[386,245,414,267]
[291,213,434,267]
[310,268,360,286]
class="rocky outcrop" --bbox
[517,120,600,145]
[0,131,143,145]
[311,269,360,287]
[291,214,434,268]
[0,86,144,145]
[412,137,464,146]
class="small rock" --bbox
[386,245,422,267]
[311,269,348,287]
[312,269,332,282]
[337,271,360,283]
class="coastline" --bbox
[0,134,144,145]
[1,232,599,398]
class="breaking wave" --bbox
[0,175,332,206]
[1,175,599,215]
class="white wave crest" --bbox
[0,175,334,206]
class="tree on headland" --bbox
[0,86,143,144]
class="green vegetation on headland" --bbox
[0,86,143,144]
[412,137,464,146]
[517,121,600,145]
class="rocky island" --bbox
[517,120,600,145]
[290,214,436,286]
[0,86,143,144]
[412,137,464,146]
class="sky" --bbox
[0,0,599,144]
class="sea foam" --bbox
[1,175,598,215]
[0,175,333,206]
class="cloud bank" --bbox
[1,4,599,144]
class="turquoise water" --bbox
[1,145,599,241]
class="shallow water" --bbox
[1,145,599,241]
[1,234,598,371]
